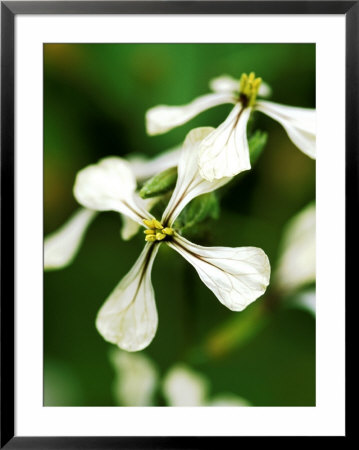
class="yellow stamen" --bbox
[145,234,157,242]
[153,220,164,229]
[238,72,262,107]
[143,219,155,228]
[143,218,174,242]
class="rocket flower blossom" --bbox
[73,127,271,351]
[44,146,181,270]
[146,73,316,181]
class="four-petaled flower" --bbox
[146,73,316,181]
[74,127,271,351]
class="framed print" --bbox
[1,1,355,446]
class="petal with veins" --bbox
[96,243,160,352]
[73,157,151,225]
[146,92,235,136]
[44,208,97,270]
[255,100,316,158]
[161,127,232,226]
[120,198,158,240]
[169,234,270,311]
[198,105,252,181]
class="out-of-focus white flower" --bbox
[44,147,180,270]
[163,364,250,407]
[109,351,250,407]
[109,349,159,406]
[74,127,270,351]
[275,203,315,293]
[162,364,209,406]
[146,73,316,181]
[291,289,316,316]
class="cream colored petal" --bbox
[73,157,151,225]
[275,204,316,293]
[198,104,252,181]
[161,127,232,226]
[255,100,316,158]
[291,289,316,316]
[209,394,251,407]
[120,216,141,241]
[258,80,272,98]
[120,197,158,240]
[146,92,235,136]
[169,234,270,312]
[96,243,160,352]
[109,349,159,406]
[127,147,181,182]
[209,75,239,93]
[44,208,96,270]
[162,364,209,407]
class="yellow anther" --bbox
[143,219,155,228]
[162,227,174,236]
[153,220,164,229]
[143,218,173,242]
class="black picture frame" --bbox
[1,1,355,447]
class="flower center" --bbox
[239,72,262,107]
[143,219,174,242]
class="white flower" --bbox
[74,127,270,351]
[146,73,316,181]
[109,350,250,407]
[275,203,315,293]
[44,147,180,270]
[163,364,250,407]
[109,349,159,406]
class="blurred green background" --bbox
[44,44,315,406]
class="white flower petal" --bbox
[109,349,159,406]
[275,204,316,293]
[44,208,96,270]
[161,127,232,226]
[73,157,151,225]
[291,289,316,317]
[209,75,239,93]
[255,100,316,158]
[162,364,209,407]
[127,147,181,182]
[146,92,235,136]
[198,104,252,181]
[258,81,272,98]
[96,243,160,352]
[209,394,250,407]
[120,197,158,240]
[120,216,141,241]
[169,234,270,311]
